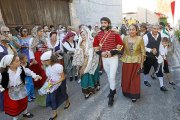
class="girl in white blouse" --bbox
[40,51,70,120]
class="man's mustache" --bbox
[102,26,108,29]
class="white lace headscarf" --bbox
[30,26,47,51]
[77,26,93,55]
[77,26,99,74]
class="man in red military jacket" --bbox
[93,17,123,107]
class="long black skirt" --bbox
[0,93,3,111]
[46,80,68,110]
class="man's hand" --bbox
[106,51,112,58]
[151,48,157,55]
[101,52,107,57]
[34,75,42,81]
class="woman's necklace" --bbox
[129,36,136,43]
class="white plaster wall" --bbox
[70,0,122,27]
[124,7,159,24]
[174,0,180,27]
[137,7,159,24]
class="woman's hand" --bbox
[79,67,84,76]
[29,62,33,67]
[60,72,65,82]
[32,59,38,64]
[30,59,38,66]
[140,63,143,69]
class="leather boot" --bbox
[108,89,116,107]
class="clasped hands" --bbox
[101,51,112,58]
[151,48,157,55]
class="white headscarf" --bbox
[77,26,99,74]
[0,55,14,68]
[31,26,47,51]
[77,26,93,55]
[40,50,52,61]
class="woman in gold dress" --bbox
[121,24,146,102]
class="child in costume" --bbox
[40,50,70,120]
[19,54,37,102]
[0,54,41,120]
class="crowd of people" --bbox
[0,17,175,120]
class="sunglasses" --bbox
[3,31,10,34]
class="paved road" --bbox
[1,52,180,120]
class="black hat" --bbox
[100,17,111,24]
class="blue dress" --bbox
[25,63,35,101]
[0,44,8,111]
[19,36,31,62]
[25,76,35,100]
[19,37,35,100]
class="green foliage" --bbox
[160,17,167,25]
[175,30,180,41]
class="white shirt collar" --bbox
[8,67,22,74]
[150,32,159,40]
[48,40,59,49]
[0,46,4,52]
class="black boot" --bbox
[107,89,116,98]
[144,81,151,87]
[70,77,73,81]
[75,76,78,81]
[108,89,116,107]
[160,86,168,91]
